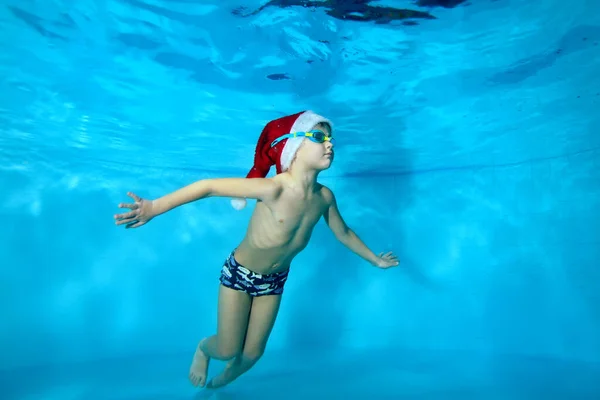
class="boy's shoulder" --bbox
[318,183,335,204]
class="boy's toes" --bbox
[189,372,202,387]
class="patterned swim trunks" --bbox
[219,250,289,297]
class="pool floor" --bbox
[2,349,599,399]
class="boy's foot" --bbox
[189,339,210,387]
[206,360,241,389]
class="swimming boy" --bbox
[113,110,399,389]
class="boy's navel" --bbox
[278,219,284,223]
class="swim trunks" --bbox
[219,250,289,297]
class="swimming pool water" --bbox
[1,0,599,399]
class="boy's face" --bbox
[296,122,334,171]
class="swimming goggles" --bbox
[270,130,335,148]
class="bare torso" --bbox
[232,174,331,274]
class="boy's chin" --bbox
[317,160,333,170]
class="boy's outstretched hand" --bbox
[114,192,155,229]
[374,251,399,269]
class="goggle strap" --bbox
[270,130,330,148]
[270,133,292,147]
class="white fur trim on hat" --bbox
[280,110,332,172]
[231,198,247,210]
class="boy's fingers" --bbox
[128,192,142,202]
[115,211,136,220]
[117,216,139,226]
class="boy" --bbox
[113,110,399,389]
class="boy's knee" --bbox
[219,348,242,360]
[217,343,243,360]
[242,348,264,364]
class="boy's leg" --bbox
[189,285,252,387]
[207,293,282,389]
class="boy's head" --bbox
[289,121,334,173]
[246,110,334,177]
[231,110,334,210]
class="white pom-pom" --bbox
[230,198,247,210]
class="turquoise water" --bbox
[1,0,600,399]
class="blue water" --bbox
[1,0,600,399]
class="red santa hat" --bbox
[231,110,333,210]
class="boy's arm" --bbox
[151,178,282,216]
[322,187,398,268]
[115,177,281,228]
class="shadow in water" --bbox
[489,24,600,85]
[233,0,469,25]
